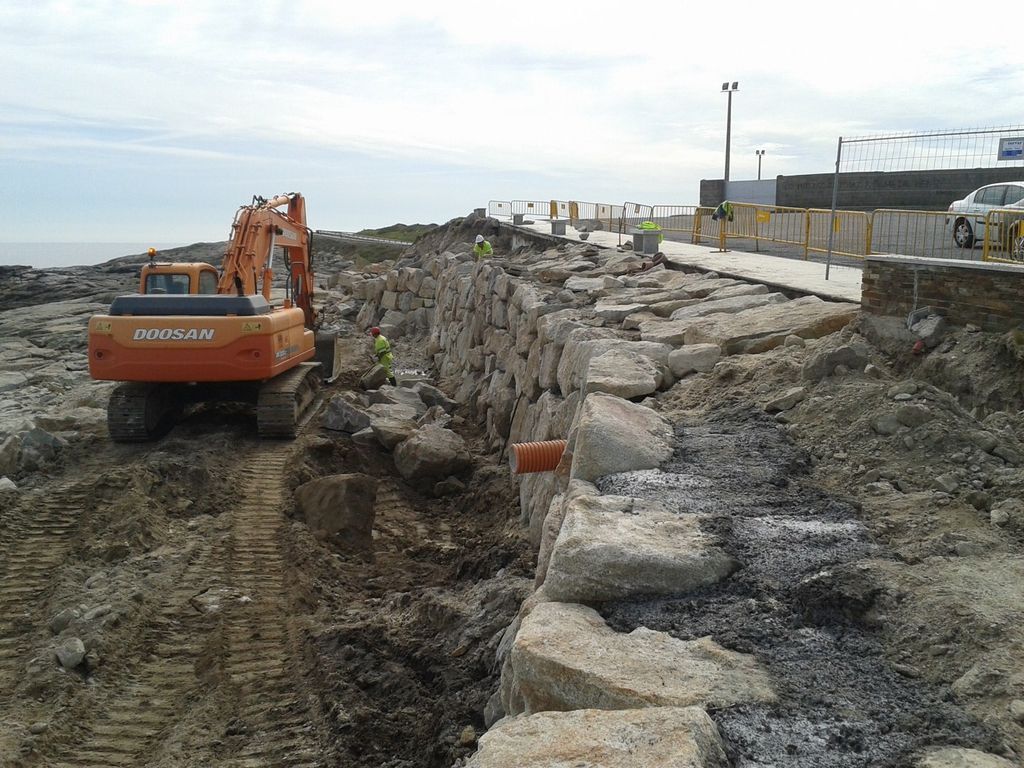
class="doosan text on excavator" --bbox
[87,193,339,441]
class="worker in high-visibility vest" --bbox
[639,220,663,243]
[473,234,494,260]
[370,327,397,386]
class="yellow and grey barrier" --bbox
[982,208,1024,263]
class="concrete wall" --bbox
[702,168,1024,211]
[778,168,1024,211]
[725,180,776,206]
[861,255,1024,331]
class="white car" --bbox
[947,182,1024,253]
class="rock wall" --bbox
[350,220,865,763]
[351,261,439,339]
[862,255,1024,333]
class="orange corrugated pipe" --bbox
[510,439,567,474]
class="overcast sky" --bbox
[3,0,1024,244]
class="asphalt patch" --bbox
[598,406,1002,767]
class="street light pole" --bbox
[756,149,765,180]
[721,81,739,188]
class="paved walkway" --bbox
[520,221,863,304]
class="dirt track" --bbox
[0,346,531,767]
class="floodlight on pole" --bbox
[756,149,765,181]
[721,81,739,186]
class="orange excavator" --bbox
[88,193,338,441]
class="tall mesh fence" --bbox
[827,126,1024,275]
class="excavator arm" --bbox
[217,193,318,329]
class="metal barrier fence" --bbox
[511,200,553,219]
[982,208,1024,263]
[599,203,624,230]
[569,201,622,231]
[869,210,962,260]
[650,205,698,238]
[692,204,811,257]
[490,199,624,229]
[619,201,655,234]
[489,195,1021,265]
[488,200,512,218]
[808,209,870,258]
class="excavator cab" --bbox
[141,263,220,295]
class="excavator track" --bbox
[44,544,220,768]
[257,362,322,439]
[106,382,179,443]
[218,443,323,767]
[40,407,328,767]
[0,481,87,703]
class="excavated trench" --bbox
[599,406,1003,767]
[279,413,533,768]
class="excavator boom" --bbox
[218,193,318,330]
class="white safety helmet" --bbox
[475,234,484,243]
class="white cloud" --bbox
[2,0,1024,241]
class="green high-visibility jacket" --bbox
[639,220,664,242]
[374,335,393,364]
[473,241,493,260]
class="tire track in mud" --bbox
[217,443,322,768]
[42,540,220,768]
[0,481,88,704]
[38,429,325,766]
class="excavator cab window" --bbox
[198,270,218,294]
[146,273,190,295]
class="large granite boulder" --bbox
[322,395,371,433]
[367,384,429,417]
[594,301,649,323]
[294,473,378,548]
[677,277,741,298]
[582,350,662,400]
[557,336,671,397]
[917,748,1018,768]
[638,318,692,346]
[684,296,859,354]
[370,417,418,450]
[571,394,673,483]
[506,602,776,715]
[543,495,738,602]
[668,344,722,377]
[393,424,471,480]
[406,381,457,413]
[705,282,769,301]
[668,292,787,322]
[466,707,729,768]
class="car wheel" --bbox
[953,218,974,248]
